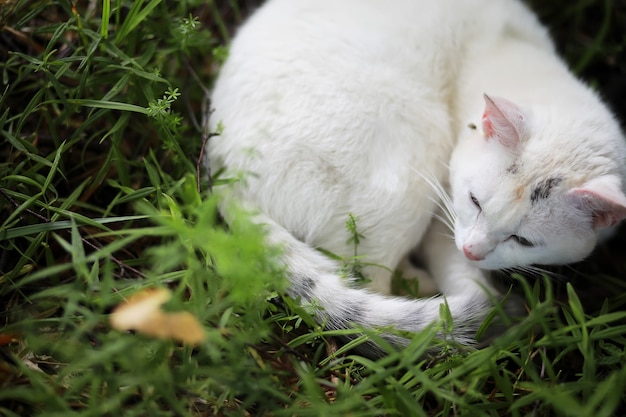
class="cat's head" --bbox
[449,94,626,270]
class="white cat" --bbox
[207,0,626,353]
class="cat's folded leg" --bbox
[363,260,438,296]
[363,267,396,295]
[363,245,440,296]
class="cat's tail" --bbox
[257,212,494,356]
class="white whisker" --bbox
[411,167,458,233]
[503,265,561,280]
[432,212,455,233]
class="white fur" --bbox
[207,0,626,354]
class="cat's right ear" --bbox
[482,94,525,151]
[567,175,626,229]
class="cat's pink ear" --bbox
[568,175,626,229]
[482,94,525,150]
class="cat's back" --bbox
[211,0,466,159]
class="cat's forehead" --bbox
[498,166,564,207]
[503,144,579,203]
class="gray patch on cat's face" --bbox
[531,177,562,204]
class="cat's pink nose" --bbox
[462,245,485,261]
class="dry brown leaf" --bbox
[110,288,206,345]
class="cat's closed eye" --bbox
[509,234,534,247]
[469,193,481,211]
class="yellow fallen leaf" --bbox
[110,287,206,345]
[109,287,171,331]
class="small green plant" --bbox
[345,212,367,282]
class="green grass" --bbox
[1,0,626,416]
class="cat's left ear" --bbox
[482,94,526,151]
[567,175,626,229]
